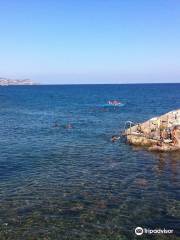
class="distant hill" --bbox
[0,77,36,86]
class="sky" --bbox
[0,0,180,84]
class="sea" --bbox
[0,84,180,240]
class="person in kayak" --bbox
[108,100,121,105]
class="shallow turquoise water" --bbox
[0,84,180,239]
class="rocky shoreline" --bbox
[124,109,180,152]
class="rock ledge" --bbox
[124,109,180,152]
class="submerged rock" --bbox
[124,109,180,152]
[134,178,148,188]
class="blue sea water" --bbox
[0,84,180,240]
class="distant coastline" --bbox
[0,79,179,86]
[0,77,36,86]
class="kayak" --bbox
[100,103,125,107]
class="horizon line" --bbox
[36,82,180,85]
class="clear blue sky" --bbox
[0,0,180,84]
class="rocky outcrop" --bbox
[124,109,180,152]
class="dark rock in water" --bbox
[70,203,84,211]
[111,135,120,142]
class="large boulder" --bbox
[124,109,180,151]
